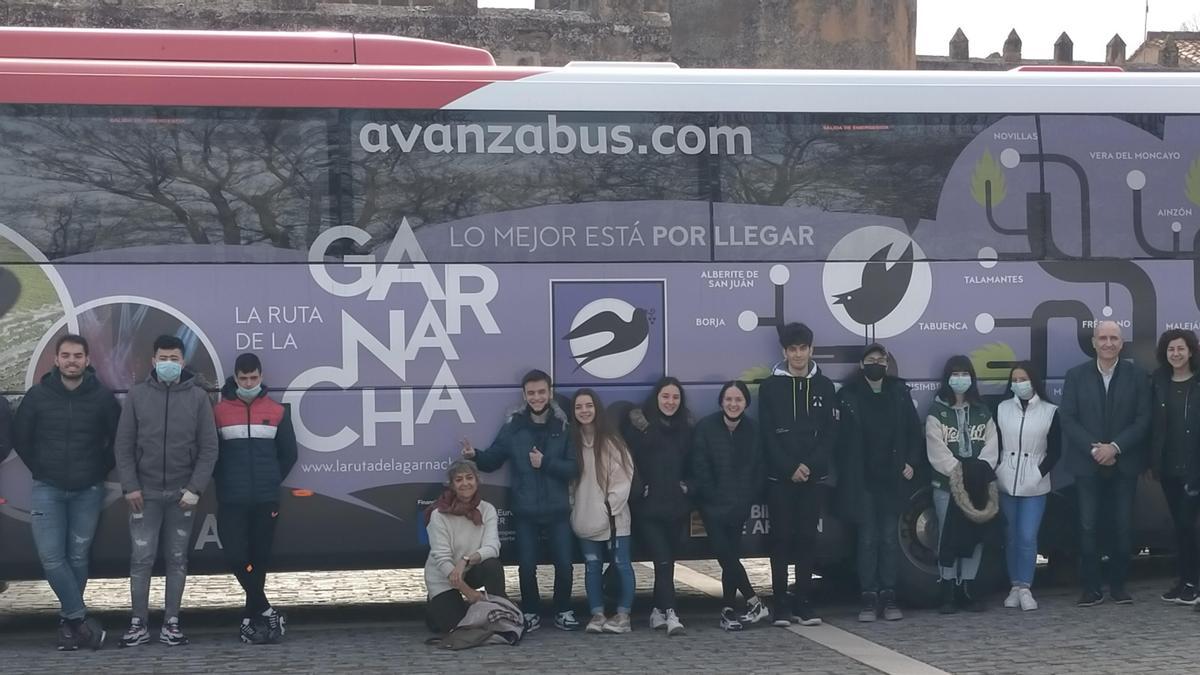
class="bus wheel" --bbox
[896,485,940,607]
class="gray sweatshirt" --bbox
[114,370,219,496]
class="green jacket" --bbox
[925,397,998,490]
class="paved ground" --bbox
[1,558,1199,674]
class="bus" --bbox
[0,26,1196,605]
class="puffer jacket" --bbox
[688,411,762,525]
[114,369,219,496]
[212,378,298,505]
[474,403,576,518]
[622,406,692,522]
[995,394,1061,497]
[758,362,838,482]
[14,368,120,491]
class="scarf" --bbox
[424,488,483,527]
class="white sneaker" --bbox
[665,609,685,636]
[1004,586,1021,608]
[1018,587,1038,611]
[649,607,666,630]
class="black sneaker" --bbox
[74,617,106,651]
[771,597,793,627]
[792,598,822,626]
[1077,590,1104,607]
[263,608,287,641]
[857,592,878,623]
[57,619,77,652]
[523,613,541,633]
[554,610,582,631]
[1161,583,1184,603]
[239,619,270,645]
[1110,588,1133,605]
[1176,584,1198,605]
[119,617,150,648]
[720,607,743,632]
[159,617,189,646]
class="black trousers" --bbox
[217,502,279,618]
[704,514,755,606]
[767,479,823,602]
[425,558,507,634]
[637,516,684,611]
[1162,476,1200,586]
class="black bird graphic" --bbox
[831,242,914,341]
[562,307,651,370]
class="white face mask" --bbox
[1011,380,1034,400]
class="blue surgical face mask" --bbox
[155,360,182,383]
[1011,380,1034,400]
[948,374,972,395]
[237,385,262,402]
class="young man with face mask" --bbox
[835,344,922,622]
[460,369,579,632]
[212,353,298,644]
[758,322,838,627]
[114,335,219,648]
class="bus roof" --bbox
[0,27,495,66]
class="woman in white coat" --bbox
[995,361,1061,611]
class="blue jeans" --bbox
[512,514,574,615]
[856,490,900,592]
[30,480,106,620]
[580,536,634,615]
[999,493,1047,587]
[933,488,982,581]
[1075,471,1137,593]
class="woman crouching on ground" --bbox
[424,459,505,633]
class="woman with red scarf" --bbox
[424,460,505,633]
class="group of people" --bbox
[4,334,297,651]
[424,319,1200,637]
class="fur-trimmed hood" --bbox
[504,400,569,430]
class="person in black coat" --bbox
[835,343,922,622]
[689,381,768,631]
[1059,320,1151,606]
[13,334,120,650]
[1148,328,1200,605]
[622,376,691,636]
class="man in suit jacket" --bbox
[1059,320,1150,607]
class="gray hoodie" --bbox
[114,370,219,496]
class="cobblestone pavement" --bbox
[1,558,1199,674]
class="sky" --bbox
[477,0,1199,62]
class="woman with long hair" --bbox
[925,355,999,613]
[1150,329,1200,606]
[688,381,769,631]
[569,388,636,634]
[622,376,692,636]
[995,361,1060,611]
[423,460,505,634]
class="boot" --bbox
[938,581,957,614]
[960,581,986,612]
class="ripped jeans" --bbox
[129,493,196,622]
[30,480,106,620]
[580,536,635,615]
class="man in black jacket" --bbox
[758,322,837,627]
[14,334,121,651]
[1059,320,1151,607]
[836,343,922,622]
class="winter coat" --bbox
[1059,359,1151,477]
[835,376,923,522]
[995,394,1061,497]
[212,378,299,505]
[474,403,576,518]
[688,411,762,525]
[622,407,691,522]
[1149,369,1200,482]
[14,368,120,491]
[114,369,219,496]
[571,437,633,541]
[925,397,998,491]
[938,458,1000,567]
[758,362,838,482]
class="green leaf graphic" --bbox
[1187,156,1200,207]
[971,151,1007,208]
[738,365,773,396]
[970,342,1017,382]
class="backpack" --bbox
[427,594,524,650]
